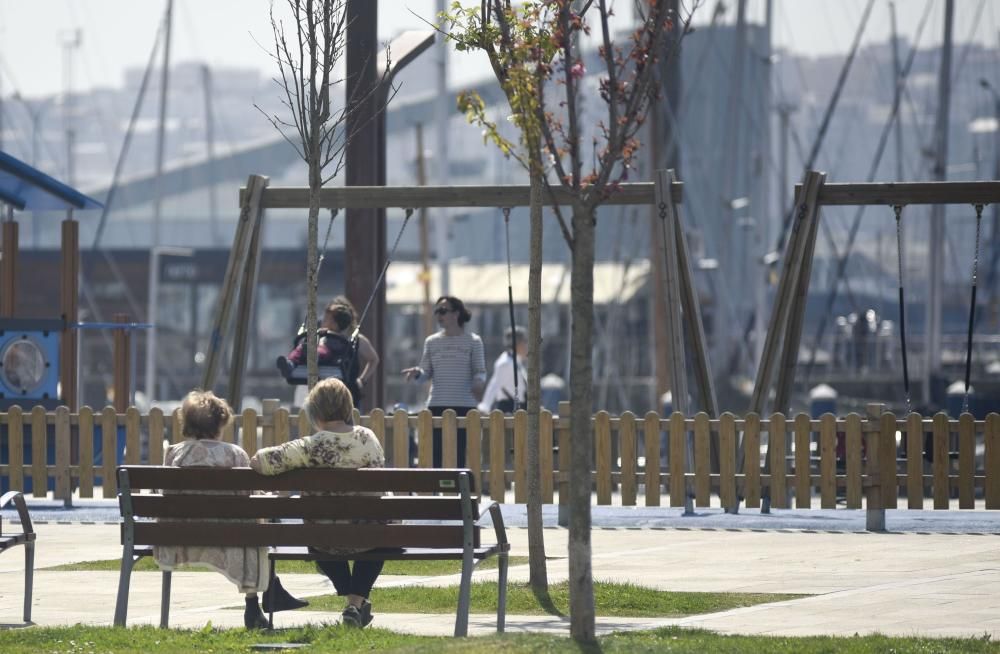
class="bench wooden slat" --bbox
[129,495,475,520]
[121,466,476,493]
[130,522,477,548]
[269,544,508,561]
[133,543,508,562]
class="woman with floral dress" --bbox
[250,378,385,628]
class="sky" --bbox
[0,0,997,100]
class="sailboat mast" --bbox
[201,64,219,246]
[889,1,904,182]
[152,0,174,246]
[925,0,954,404]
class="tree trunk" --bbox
[526,161,547,592]
[568,201,595,642]
[306,144,322,389]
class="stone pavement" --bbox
[0,519,999,638]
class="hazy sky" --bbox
[0,0,996,99]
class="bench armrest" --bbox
[0,491,33,535]
[478,501,508,549]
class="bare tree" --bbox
[257,0,388,387]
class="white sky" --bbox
[0,0,996,99]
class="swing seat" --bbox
[276,356,345,386]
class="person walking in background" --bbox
[250,378,385,628]
[154,390,307,630]
[478,325,527,414]
[402,295,486,468]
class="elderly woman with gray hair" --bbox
[250,378,385,628]
[154,390,306,630]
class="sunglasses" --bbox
[434,306,453,315]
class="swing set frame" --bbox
[738,172,1000,515]
[755,173,1000,417]
[205,171,706,417]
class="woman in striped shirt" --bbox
[402,296,486,468]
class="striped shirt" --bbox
[416,331,487,408]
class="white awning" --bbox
[385,260,650,306]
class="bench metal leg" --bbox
[23,542,34,623]
[496,553,507,633]
[160,570,172,628]
[267,558,276,630]
[454,554,473,637]
[114,556,135,627]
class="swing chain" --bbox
[893,204,912,415]
[893,205,904,284]
[351,207,416,341]
[971,204,984,286]
[502,207,513,278]
[315,207,340,276]
[962,204,985,415]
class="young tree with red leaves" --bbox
[444,0,699,641]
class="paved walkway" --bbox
[0,520,998,638]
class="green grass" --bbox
[45,556,528,576]
[0,624,997,654]
[307,580,800,618]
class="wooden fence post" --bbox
[261,399,279,450]
[865,403,886,531]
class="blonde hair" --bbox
[304,378,354,428]
[180,390,233,440]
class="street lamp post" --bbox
[145,246,193,405]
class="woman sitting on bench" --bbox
[154,390,307,630]
[250,378,386,629]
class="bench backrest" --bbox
[117,466,480,550]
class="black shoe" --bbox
[341,605,362,628]
[244,598,268,630]
[360,599,373,627]
[262,576,309,612]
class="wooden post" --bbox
[112,314,130,413]
[60,217,79,410]
[261,399,279,450]
[654,170,689,415]
[865,402,886,531]
[201,174,268,392]
[227,192,265,411]
[1,220,17,317]
[345,0,385,409]
[748,171,824,512]
[773,171,825,413]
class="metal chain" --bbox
[893,204,911,415]
[502,207,513,284]
[352,207,415,340]
[962,204,984,414]
[315,207,339,277]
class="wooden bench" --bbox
[114,465,509,636]
[0,491,36,623]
